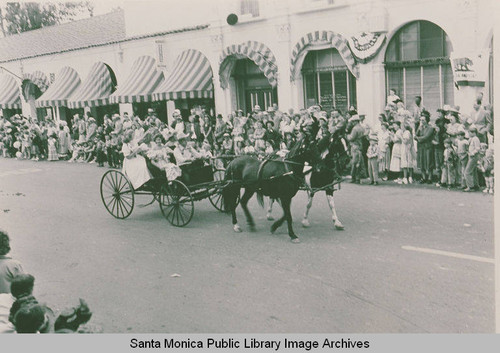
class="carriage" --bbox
[99,159,235,227]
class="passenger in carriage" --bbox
[146,134,181,181]
[173,132,202,184]
[121,131,152,189]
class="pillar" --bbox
[119,103,133,116]
[356,62,386,128]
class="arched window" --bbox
[302,48,357,113]
[385,20,453,112]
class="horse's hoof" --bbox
[301,219,310,228]
[233,225,242,233]
[334,221,345,230]
[248,225,256,232]
[266,214,274,221]
[270,226,277,234]
[291,238,301,243]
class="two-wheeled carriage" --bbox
[99,159,235,227]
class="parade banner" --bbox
[348,32,386,63]
[450,51,489,87]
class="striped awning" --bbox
[35,67,81,107]
[0,74,21,109]
[109,56,164,104]
[290,30,359,80]
[67,62,115,108]
[22,70,50,92]
[152,49,213,101]
[219,41,278,89]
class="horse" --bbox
[301,129,350,230]
[222,131,320,243]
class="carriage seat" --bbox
[179,159,213,185]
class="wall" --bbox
[1,0,493,125]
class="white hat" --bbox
[254,105,261,111]
[173,109,181,116]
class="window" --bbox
[240,0,259,17]
[385,20,453,112]
[302,48,357,113]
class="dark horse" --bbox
[302,129,350,229]
[222,130,319,243]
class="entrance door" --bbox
[246,89,276,113]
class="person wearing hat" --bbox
[171,109,184,135]
[253,105,261,113]
[347,115,364,184]
[414,110,435,183]
[221,132,233,155]
[173,132,199,166]
[463,126,481,191]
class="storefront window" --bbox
[301,48,357,114]
[385,20,453,113]
[232,59,277,113]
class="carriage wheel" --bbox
[159,180,194,227]
[100,170,134,219]
[209,168,240,213]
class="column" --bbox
[274,23,293,111]
[356,62,385,128]
[119,103,133,116]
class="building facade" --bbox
[0,0,494,126]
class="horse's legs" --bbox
[282,197,299,242]
[229,187,242,232]
[240,188,256,231]
[326,193,344,230]
[266,198,275,221]
[301,191,315,228]
[270,202,286,234]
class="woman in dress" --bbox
[121,131,152,189]
[57,124,70,159]
[389,121,403,183]
[377,122,392,181]
[400,124,417,184]
[47,134,58,161]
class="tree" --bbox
[0,2,94,36]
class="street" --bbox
[0,158,494,333]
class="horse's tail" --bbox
[222,163,238,212]
[256,190,265,209]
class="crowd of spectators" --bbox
[0,91,494,193]
[0,230,98,334]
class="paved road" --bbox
[0,158,494,333]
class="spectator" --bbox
[389,121,403,183]
[347,115,364,184]
[0,231,24,294]
[366,135,379,185]
[463,126,481,192]
[415,111,434,183]
[400,125,416,184]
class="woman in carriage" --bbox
[121,131,152,190]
